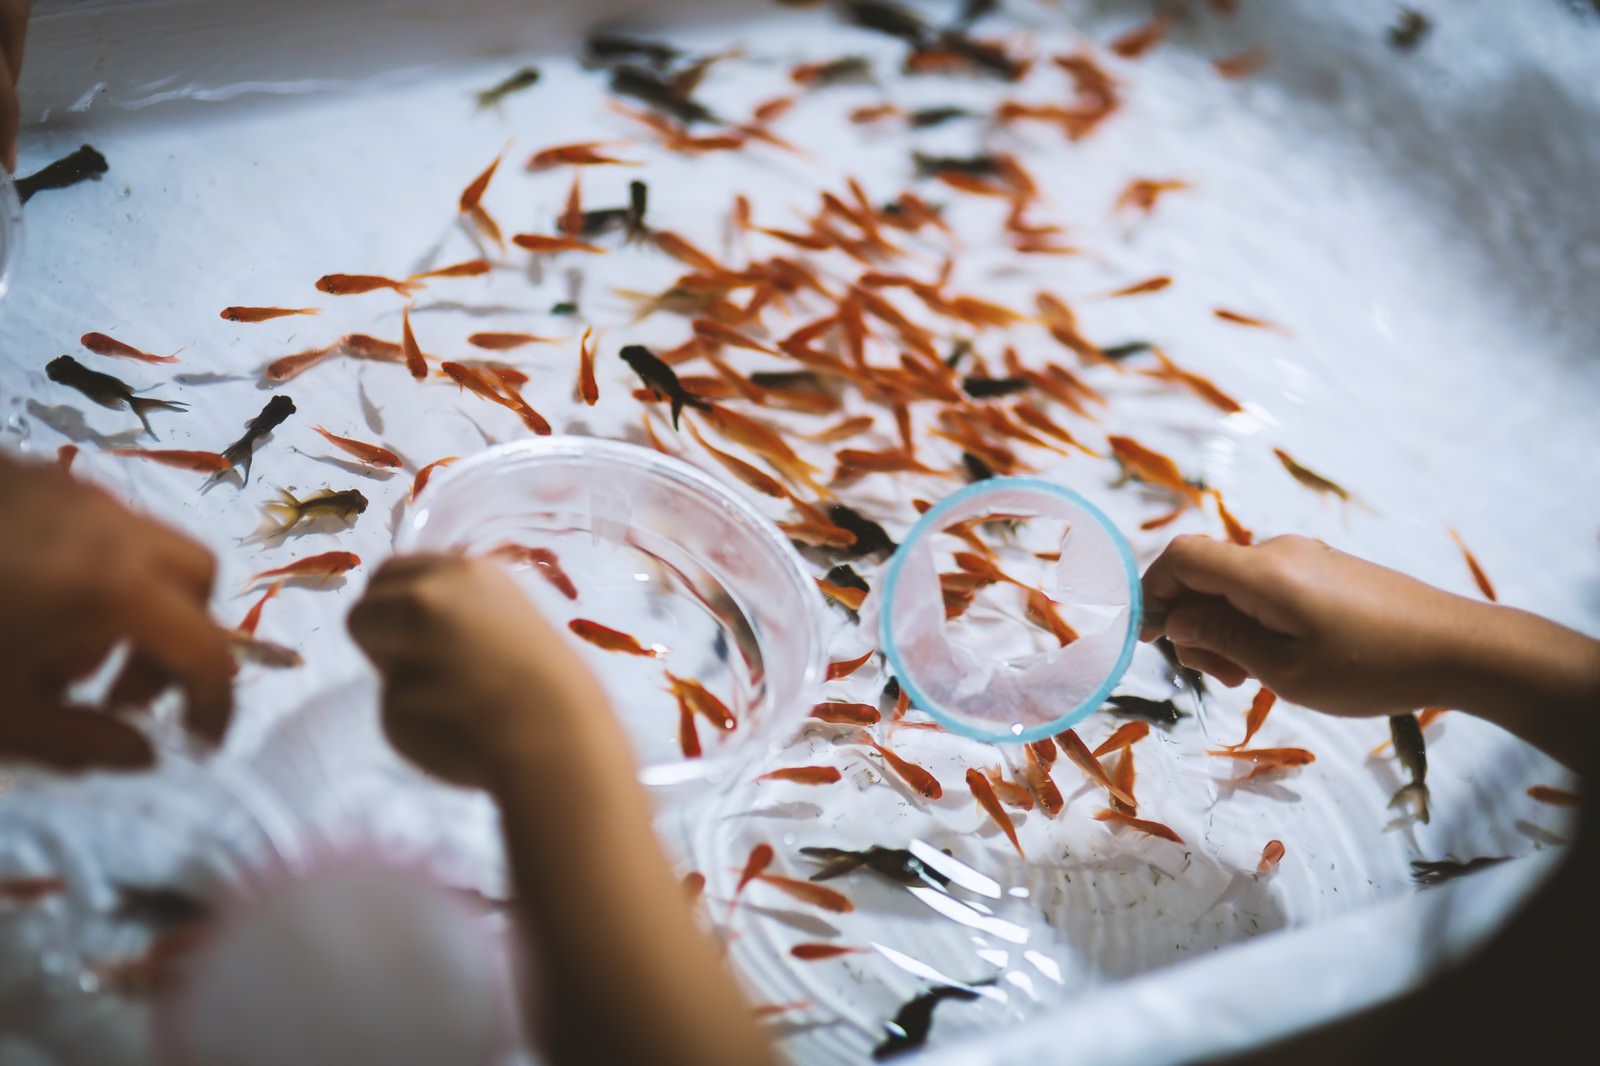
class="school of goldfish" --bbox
[16,0,1565,1048]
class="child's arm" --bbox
[1140,534,1600,769]
[348,555,774,1066]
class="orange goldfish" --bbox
[220,306,320,323]
[316,273,418,297]
[312,426,402,469]
[568,619,663,658]
[81,332,179,364]
[967,768,1024,858]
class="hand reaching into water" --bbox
[0,453,235,770]
[1140,534,1600,767]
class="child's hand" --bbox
[0,454,234,768]
[347,554,611,789]
[1139,534,1478,716]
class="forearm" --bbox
[1437,601,1600,770]
[486,711,774,1066]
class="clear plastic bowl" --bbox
[394,437,826,788]
[0,169,21,308]
[875,477,1142,744]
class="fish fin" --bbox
[668,393,684,430]
[128,397,186,440]
[1389,782,1431,824]
[251,487,301,538]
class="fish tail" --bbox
[1389,782,1431,824]
[251,487,301,539]
[668,393,685,430]
[127,397,186,439]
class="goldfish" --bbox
[439,362,552,435]
[1447,528,1497,601]
[651,230,722,273]
[790,56,874,87]
[45,356,187,439]
[609,65,718,126]
[810,701,881,726]
[855,732,941,799]
[410,456,458,502]
[806,415,875,444]
[1213,307,1288,333]
[757,766,843,786]
[1106,694,1189,728]
[315,273,418,297]
[228,632,302,668]
[1231,686,1277,749]
[1388,713,1430,823]
[259,337,360,376]
[245,551,361,589]
[1110,12,1173,59]
[1108,435,1202,503]
[235,579,283,637]
[693,319,777,355]
[15,144,108,204]
[467,332,555,350]
[577,327,599,406]
[682,418,790,501]
[525,141,640,169]
[312,426,402,469]
[489,544,579,600]
[1412,856,1509,887]
[1034,293,1108,365]
[874,986,986,1059]
[203,394,296,488]
[1024,588,1080,647]
[966,768,1024,858]
[667,673,736,731]
[817,578,867,610]
[678,694,702,758]
[1272,447,1350,501]
[399,305,428,382]
[621,345,712,429]
[754,874,854,913]
[459,149,505,214]
[1094,808,1184,844]
[790,943,866,961]
[1012,399,1093,455]
[510,233,605,254]
[1016,749,1065,816]
[1091,721,1149,759]
[702,405,825,493]
[1257,839,1286,875]
[1109,747,1137,814]
[0,876,68,903]
[1527,785,1580,807]
[108,448,230,474]
[1057,729,1138,807]
[220,306,321,323]
[984,767,1036,810]
[1389,9,1431,51]
[254,487,368,539]
[1211,490,1254,545]
[730,843,775,918]
[1104,275,1173,298]
[1114,178,1189,216]
[409,259,493,282]
[474,66,540,109]
[568,619,663,658]
[826,649,876,680]
[1207,746,1316,781]
[801,845,949,887]
[842,0,930,45]
[1214,43,1270,79]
